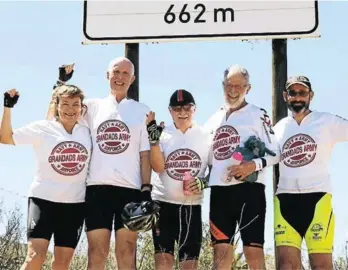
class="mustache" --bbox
[290,101,305,106]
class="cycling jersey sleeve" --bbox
[12,121,42,146]
[330,114,348,143]
[253,108,281,171]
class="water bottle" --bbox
[222,152,243,183]
[183,171,193,196]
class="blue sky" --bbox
[1,0,348,257]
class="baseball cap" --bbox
[285,76,312,90]
[169,89,195,107]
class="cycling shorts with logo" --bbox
[210,183,266,248]
[274,192,335,254]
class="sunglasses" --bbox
[170,104,195,112]
[287,90,310,98]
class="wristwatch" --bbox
[141,184,153,192]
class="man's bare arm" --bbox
[140,150,152,186]
[46,64,75,120]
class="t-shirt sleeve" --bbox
[158,135,165,153]
[330,113,348,143]
[12,121,42,146]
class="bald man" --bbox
[47,58,152,269]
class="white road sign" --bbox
[82,1,319,44]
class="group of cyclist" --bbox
[0,56,344,270]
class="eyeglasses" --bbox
[170,104,195,112]
[287,90,310,98]
[223,82,248,91]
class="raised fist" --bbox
[4,89,19,108]
[58,63,75,82]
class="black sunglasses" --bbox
[286,90,310,98]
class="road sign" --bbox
[82,1,319,44]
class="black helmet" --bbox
[121,201,160,232]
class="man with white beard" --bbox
[205,65,279,270]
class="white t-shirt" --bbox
[81,95,150,189]
[152,124,212,205]
[12,120,92,203]
[274,111,348,194]
[204,104,280,187]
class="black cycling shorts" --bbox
[85,185,142,232]
[27,197,85,249]
[152,201,202,261]
[210,183,266,247]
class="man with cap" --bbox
[204,65,280,270]
[146,89,212,270]
[273,75,348,270]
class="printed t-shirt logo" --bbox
[96,120,131,154]
[281,133,317,167]
[48,141,89,176]
[165,148,202,181]
[212,125,240,160]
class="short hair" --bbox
[52,84,87,119]
[108,57,135,76]
[223,65,250,83]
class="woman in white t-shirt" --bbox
[146,89,212,270]
[1,85,91,270]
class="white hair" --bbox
[108,57,135,76]
[223,65,250,83]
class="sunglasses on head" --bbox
[170,104,195,112]
[286,89,310,98]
